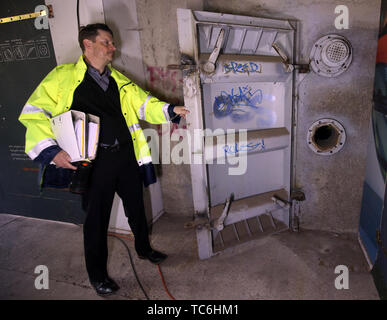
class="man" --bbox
[19,23,188,296]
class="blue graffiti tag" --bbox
[224,61,262,75]
[213,86,276,127]
[223,138,265,155]
[213,85,262,117]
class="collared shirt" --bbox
[87,63,111,91]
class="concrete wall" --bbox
[134,0,380,232]
[136,0,203,217]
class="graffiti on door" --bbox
[213,85,277,127]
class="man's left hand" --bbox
[173,106,190,119]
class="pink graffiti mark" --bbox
[147,66,184,93]
[157,123,187,138]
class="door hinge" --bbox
[167,64,197,71]
[46,5,54,18]
[291,190,306,201]
[184,212,210,230]
[290,190,306,232]
[168,54,198,75]
[294,64,310,73]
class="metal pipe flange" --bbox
[307,118,346,155]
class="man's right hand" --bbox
[53,150,77,170]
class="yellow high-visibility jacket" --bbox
[19,55,171,174]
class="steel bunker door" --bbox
[177,9,297,259]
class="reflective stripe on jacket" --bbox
[19,55,171,166]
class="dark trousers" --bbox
[82,144,152,282]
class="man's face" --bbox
[86,29,116,65]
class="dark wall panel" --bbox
[0,0,84,224]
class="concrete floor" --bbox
[0,212,380,300]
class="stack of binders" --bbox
[50,110,100,162]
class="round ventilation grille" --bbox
[310,35,352,77]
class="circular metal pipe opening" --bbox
[312,124,339,151]
[307,119,346,155]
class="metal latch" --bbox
[211,193,234,240]
[202,29,225,74]
[213,193,234,232]
[168,54,198,75]
[271,194,291,209]
[291,190,306,202]
[272,43,310,73]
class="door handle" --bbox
[202,29,225,74]
[272,43,310,73]
[272,43,294,73]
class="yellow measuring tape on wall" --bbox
[0,10,46,24]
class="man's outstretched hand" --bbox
[53,150,77,170]
[173,106,190,119]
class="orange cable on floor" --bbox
[108,231,176,300]
[157,265,176,300]
[108,232,134,241]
